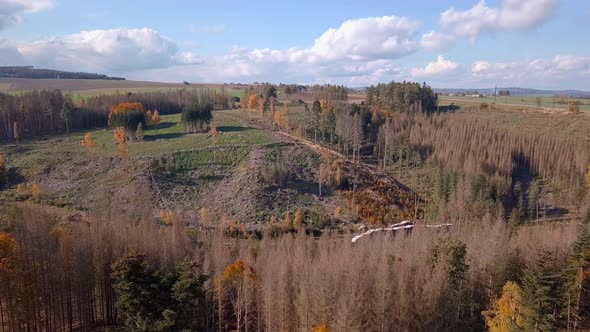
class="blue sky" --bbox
[0,0,589,89]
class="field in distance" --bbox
[440,94,590,112]
[0,77,246,98]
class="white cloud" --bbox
[0,0,53,29]
[308,16,420,61]
[420,31,455,51]
[440,0,559,42]
[0,28,201,72]
[470,55,590,87]
[411,55,459,77]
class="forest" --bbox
[0,80,589,331]
[0,67,125,80]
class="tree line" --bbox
[0,89,233,141]
[0,66,125,80]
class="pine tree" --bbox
[521,249,559,332]
[172,259,207,330]
[562,222,590,330]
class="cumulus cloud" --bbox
[470,55,590,86]
[0,0,53,29]
[0,28,201,73]
[411,55,459,77]
[308,16,420,61]
[420,31,455,51]
[440,0,560,42]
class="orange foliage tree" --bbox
[108,102,146,126]
[247,94,259,110]
[31,183,41,203]
[81,133,97,151]
[310,324,331,332]
[114,127,128,157]
[151,110,161,124]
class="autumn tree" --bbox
[293,208,304,229]
[81,132,97,152]
[114,126,128,157]
[151,110,161,124]
[483,281,525,332]
[31,183,41,203]
[108,102,147,131]
[247,94,259,110]
[135,122,145,141]
[220,260,259,331]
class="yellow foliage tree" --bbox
[151,110,161,124]
[293,208,303,229]
[81,132,97,151]
[31,183,41,203]
[310,324,331,332]
[16,183,27,196]
[146,110,153,123]
[483,281,525,332]
[114,127,127,157]
[200,207,209,225]
[159,210,176,226]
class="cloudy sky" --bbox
[0,0,589,89]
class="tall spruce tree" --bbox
[522,249,559,332]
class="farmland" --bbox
[439,94,590,112]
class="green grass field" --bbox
[440,95,590,112]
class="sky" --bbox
[0,0,589,89]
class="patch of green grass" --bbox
[439,95,590,112]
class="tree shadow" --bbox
[144,133,184,141]
[7,167,26,187]
[545,207,569,218]
[149,122,177,130]
[217,126,251,132]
